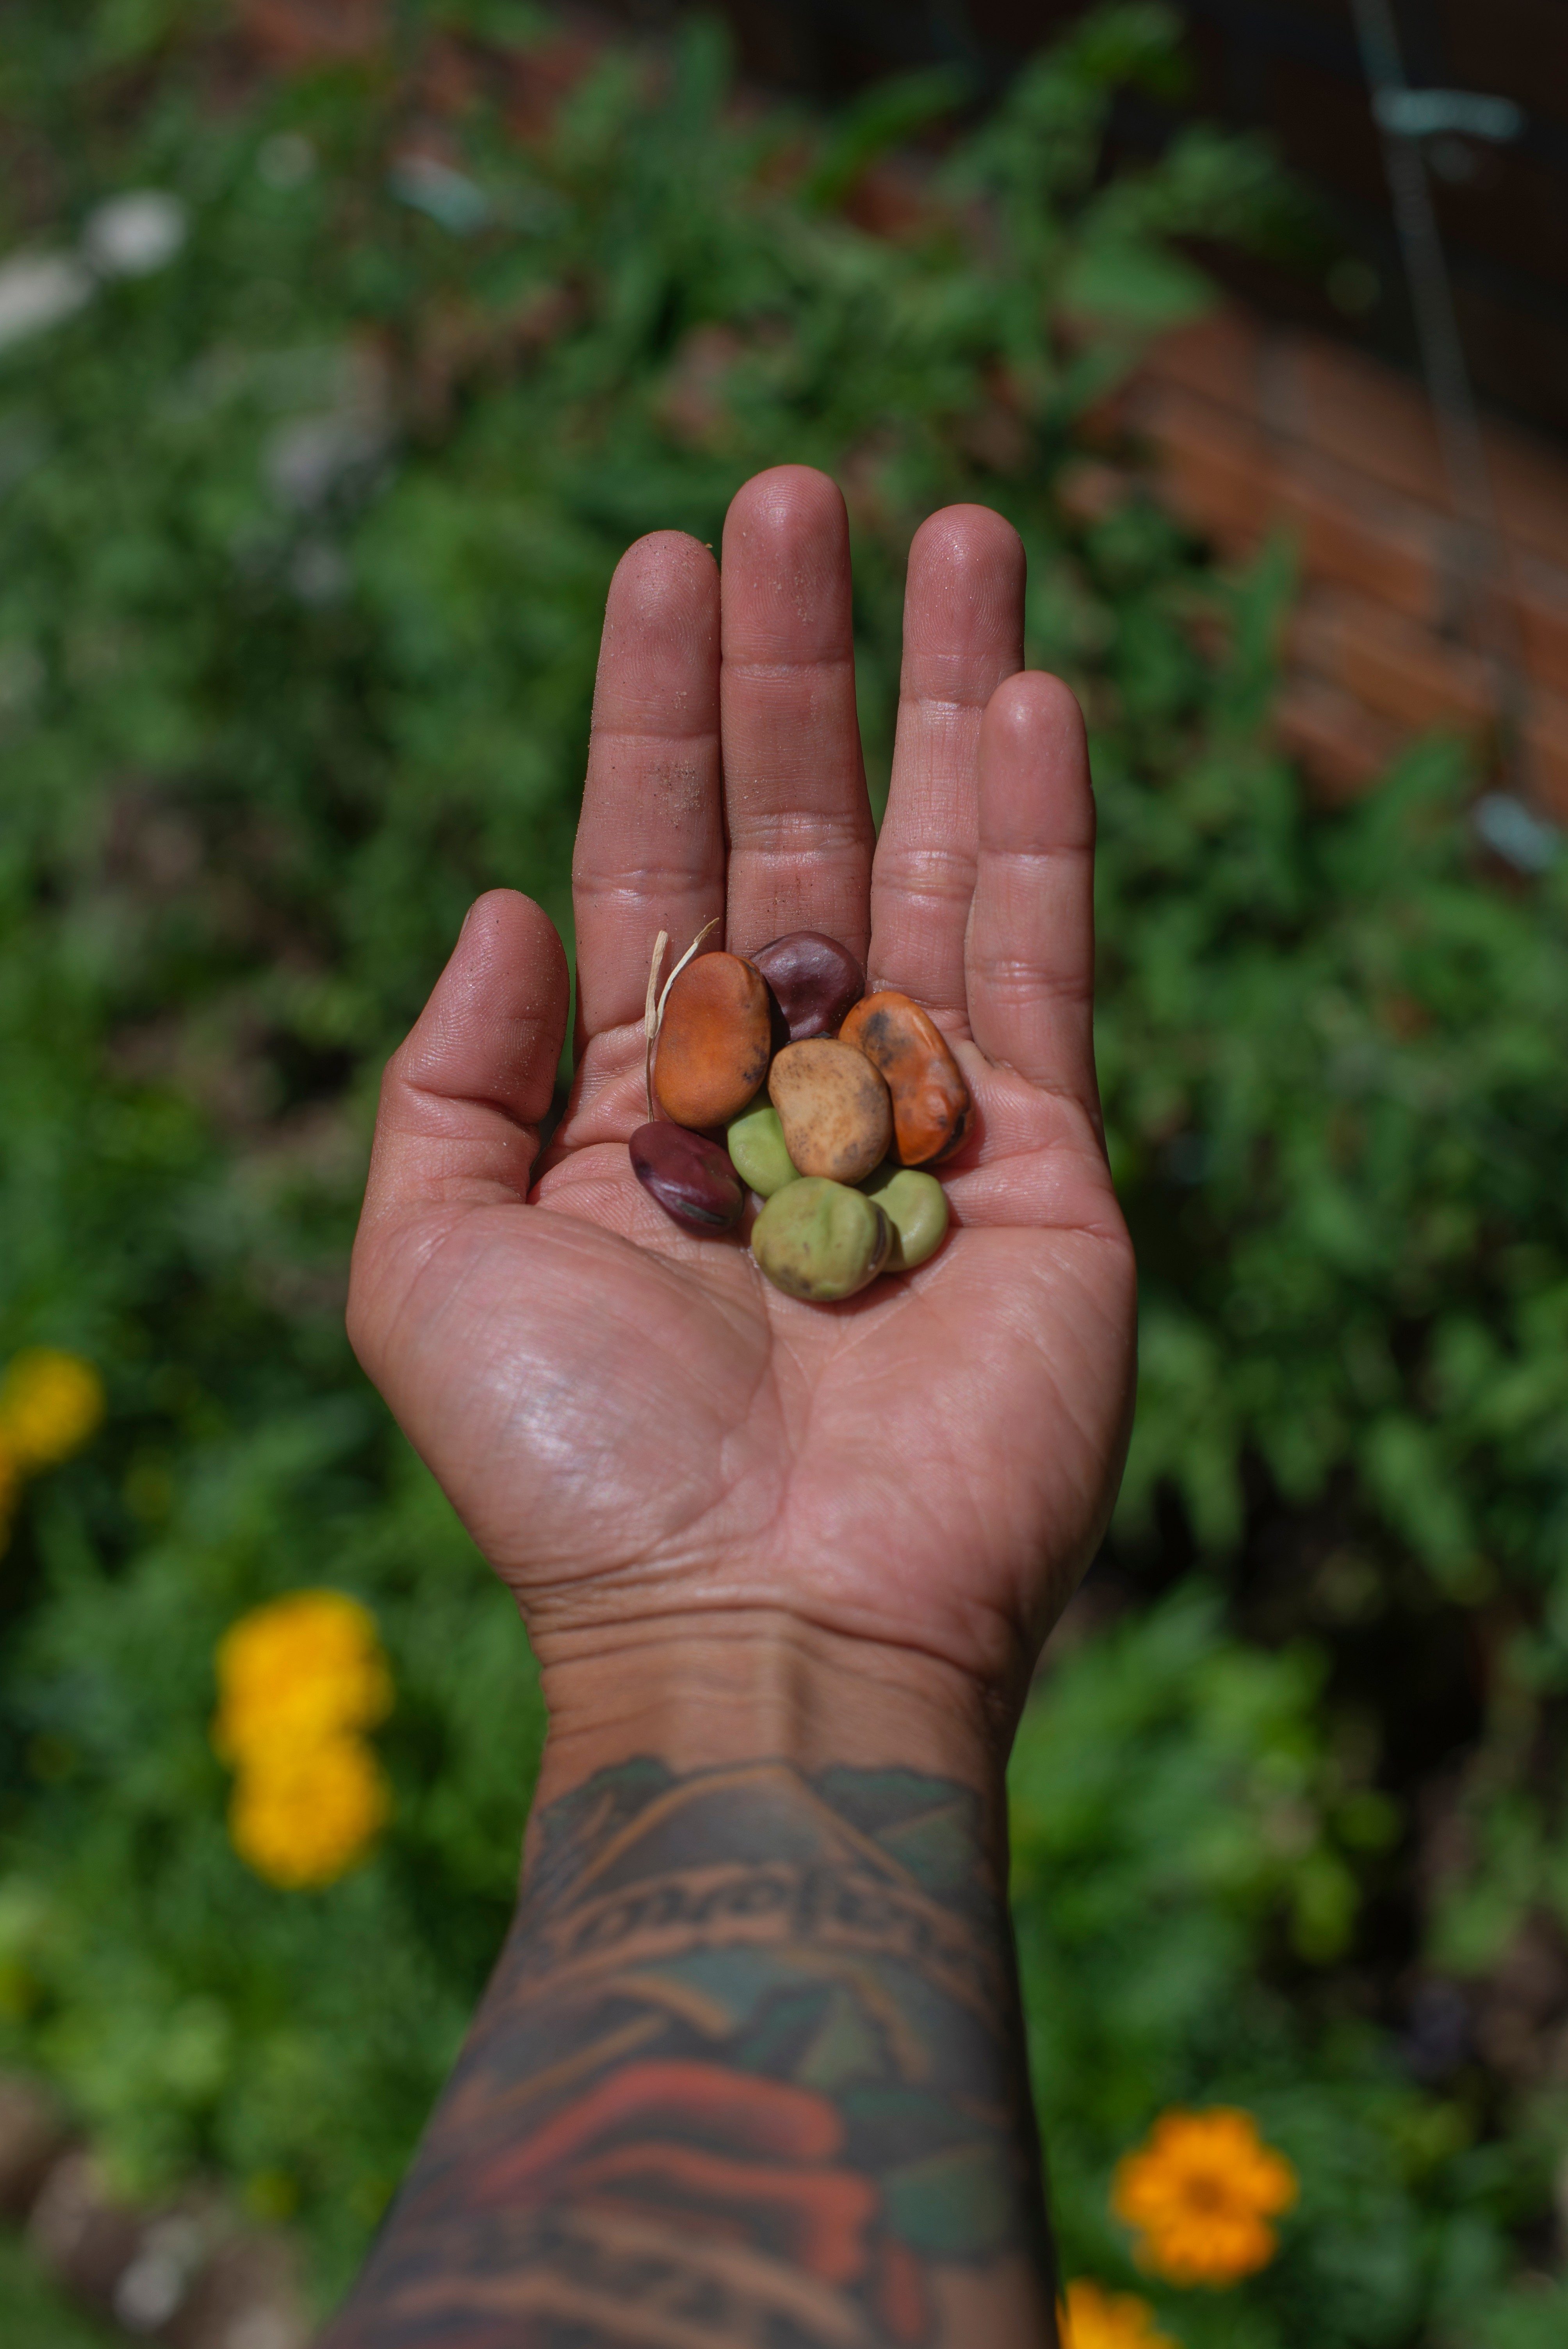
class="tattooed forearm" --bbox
[324,1760,1057,2348]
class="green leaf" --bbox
[1060,233,1215,327]
[802,65,976,212]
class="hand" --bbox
[347,466,1136,1748]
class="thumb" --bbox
[357,889,570,1231]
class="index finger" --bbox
[572,532,725,1045]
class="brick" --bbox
[1289,589,1496,736]
[1271,452,1458,627]
[1132,378,1500,644]
[1522,692,1568,824]
[1272,335,1452,510]
[1140,308,1265,419]
[1485,424,1568,574]
[1259,329,1568,596]
[1128,381,1273,556]
[1511,554,1568,701]
[1276,675,1406,803]
[1258,336,1568,578]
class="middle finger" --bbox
[719,466,876,963]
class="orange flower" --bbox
[1112,2108,1297,2287]
[1059,2276,1178,2347]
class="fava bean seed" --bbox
[629,1122,745,1233]
[654,951,772,1128]
[839,991,973,1165]
[768,1038,892,1185]
[860,1164,948,1269]
[726,1102,800,1197]
[751,1177,891,1301]
[749,930,864,1042]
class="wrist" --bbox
[528,1605,1017,1827]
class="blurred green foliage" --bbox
[1012,1593,1566,2347]
[1,1,1564,2335]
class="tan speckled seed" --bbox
[768,1039,893,1185]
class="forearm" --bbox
[325,1612,1059,2347]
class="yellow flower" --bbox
[228,1733,390,1889]
[1059,2277,1178,2347]
[0,1351,105,1472]
[1112,2108,1298,2287]
[214,1592,394,1888]
[212,1590,392,1764]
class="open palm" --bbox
[347,467,1136,1714]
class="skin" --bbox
[335,468,1138,2347]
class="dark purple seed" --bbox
[749,932,864,1043]
[629,1122,745,1233]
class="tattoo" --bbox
[324,1760,1057,2346]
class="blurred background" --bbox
[0,4,1565,2344]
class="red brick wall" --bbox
[1113,309,1568,813]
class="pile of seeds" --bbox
[629,929,971,1303]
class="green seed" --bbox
[750,1178,891,1302]
[861,1164,949,1269]
[726,1103,800,1198]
